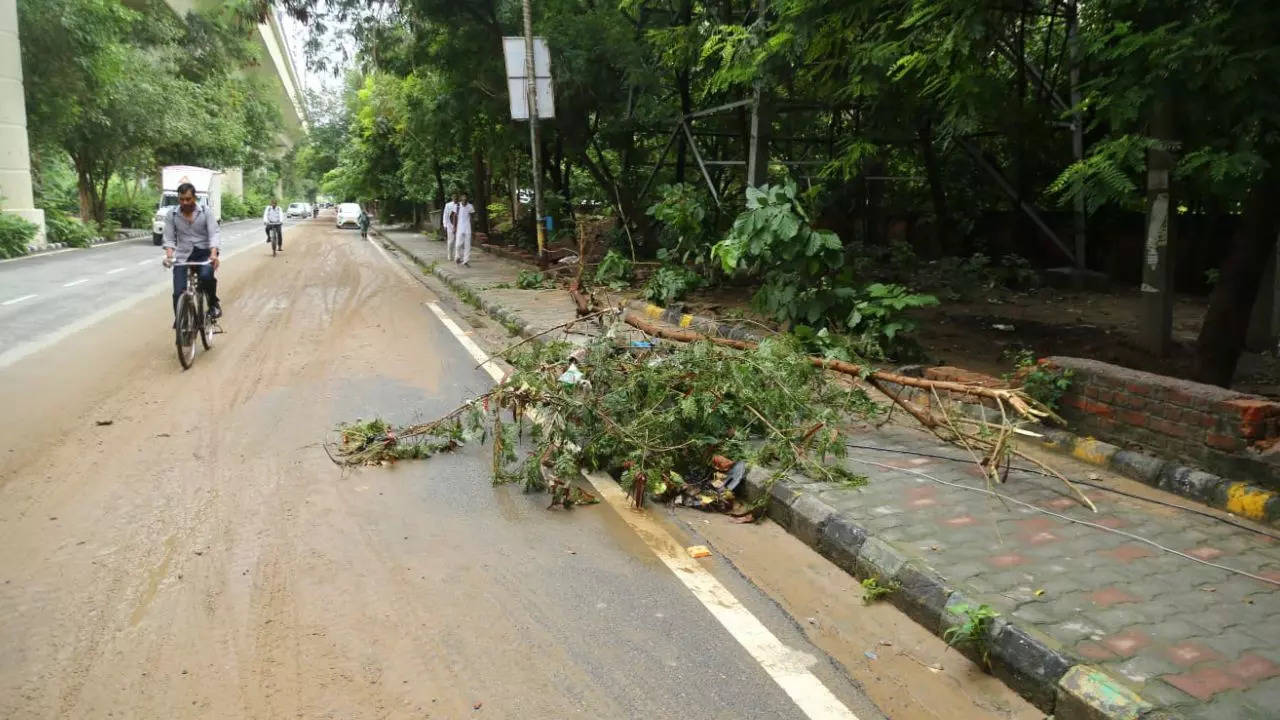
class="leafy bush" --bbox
[43,211,97,248]
[0,212,39,258]
[712,183,936,359]
[593,249,634,289]
[222,194,249,220]
[642,264,703,305]
[846,283,938,359]
[105,187,154,229]
[516,269,553,289]
[647,183,713,267]
[1004,349,1074,411]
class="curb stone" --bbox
[373,237,1171,719]
[738,472,1167,719]
[905,389,1280,528]
[627,300,765,344]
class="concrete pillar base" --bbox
[7,207,45,249]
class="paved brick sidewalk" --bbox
[378,226,1280,719]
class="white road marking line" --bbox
[63,278,90,287]
[582,471,861,720]
[138,259,154,266]
[427,303,506,383]
[106,267,127,275]
[2,294,37,306]
[420,288,860,720]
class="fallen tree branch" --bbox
[624,312,1054,419]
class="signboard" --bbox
[502,37,555,120]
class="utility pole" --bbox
[522,0,545,260]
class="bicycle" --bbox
[266,223,283,256]
[171,260,217,369]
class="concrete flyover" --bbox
[0,0,307,248]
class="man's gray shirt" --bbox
[162,205,220,262]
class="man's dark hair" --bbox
[177,182,197,196]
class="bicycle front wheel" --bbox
[197,293,213,350]
[175,294,197,369]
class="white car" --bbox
[286,202,310,218]
[336,203,362,228]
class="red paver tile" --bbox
[1165,642,1223,667]
[1094,516,1126,529]
[907,486,936,500]
[1042,497,1077,510]
[1225,653,1280,684]
[1090,587,1141,607]
[987,553,1027,568]
[1164,667,1248,701]
[1103,544,1154,563]
[1102,629,1152,657]
[1186,546,1224,561]
[943,515,977,527]
[908,497,938,509]
[1025,531,1059,545]
[1076,641,1117,661]
[1017,516,1057,533]
[1258,570,1280,585]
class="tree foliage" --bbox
[18,0,283,224]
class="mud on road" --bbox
[0,221,1038,719]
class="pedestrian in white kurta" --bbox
[455,194,476,266]
[442,193,459,261]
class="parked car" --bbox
[286,202,310,218]
[336,203,362,228]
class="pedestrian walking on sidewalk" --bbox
[443,193,460,261]
[454,193,475,267]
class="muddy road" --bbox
[0,220,1038,719]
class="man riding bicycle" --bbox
[263,198,284,251]
[162,182,221,320]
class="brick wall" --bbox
[1047,357,1280,489]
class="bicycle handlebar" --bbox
[171,260,213,267]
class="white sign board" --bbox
[502,36,555,120]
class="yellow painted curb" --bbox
[1071,438,1114,466]
[1224,483,1275,521]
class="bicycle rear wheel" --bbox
[175,294,197,369]
[272,228,277,257]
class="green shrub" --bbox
[222,194,249,220]
[0,212,39,258]
[647,183,713,268]
[516,269,553,289]
[642,264,703,305]
[105,192,154,229]
[593,249,634,289]
[1004,349,1074,411]
[712,182,937,359]
[44,211,97,248]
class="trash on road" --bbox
[687,545,712,559]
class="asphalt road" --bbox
[0,217,892,719]
[0,219,310,367]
